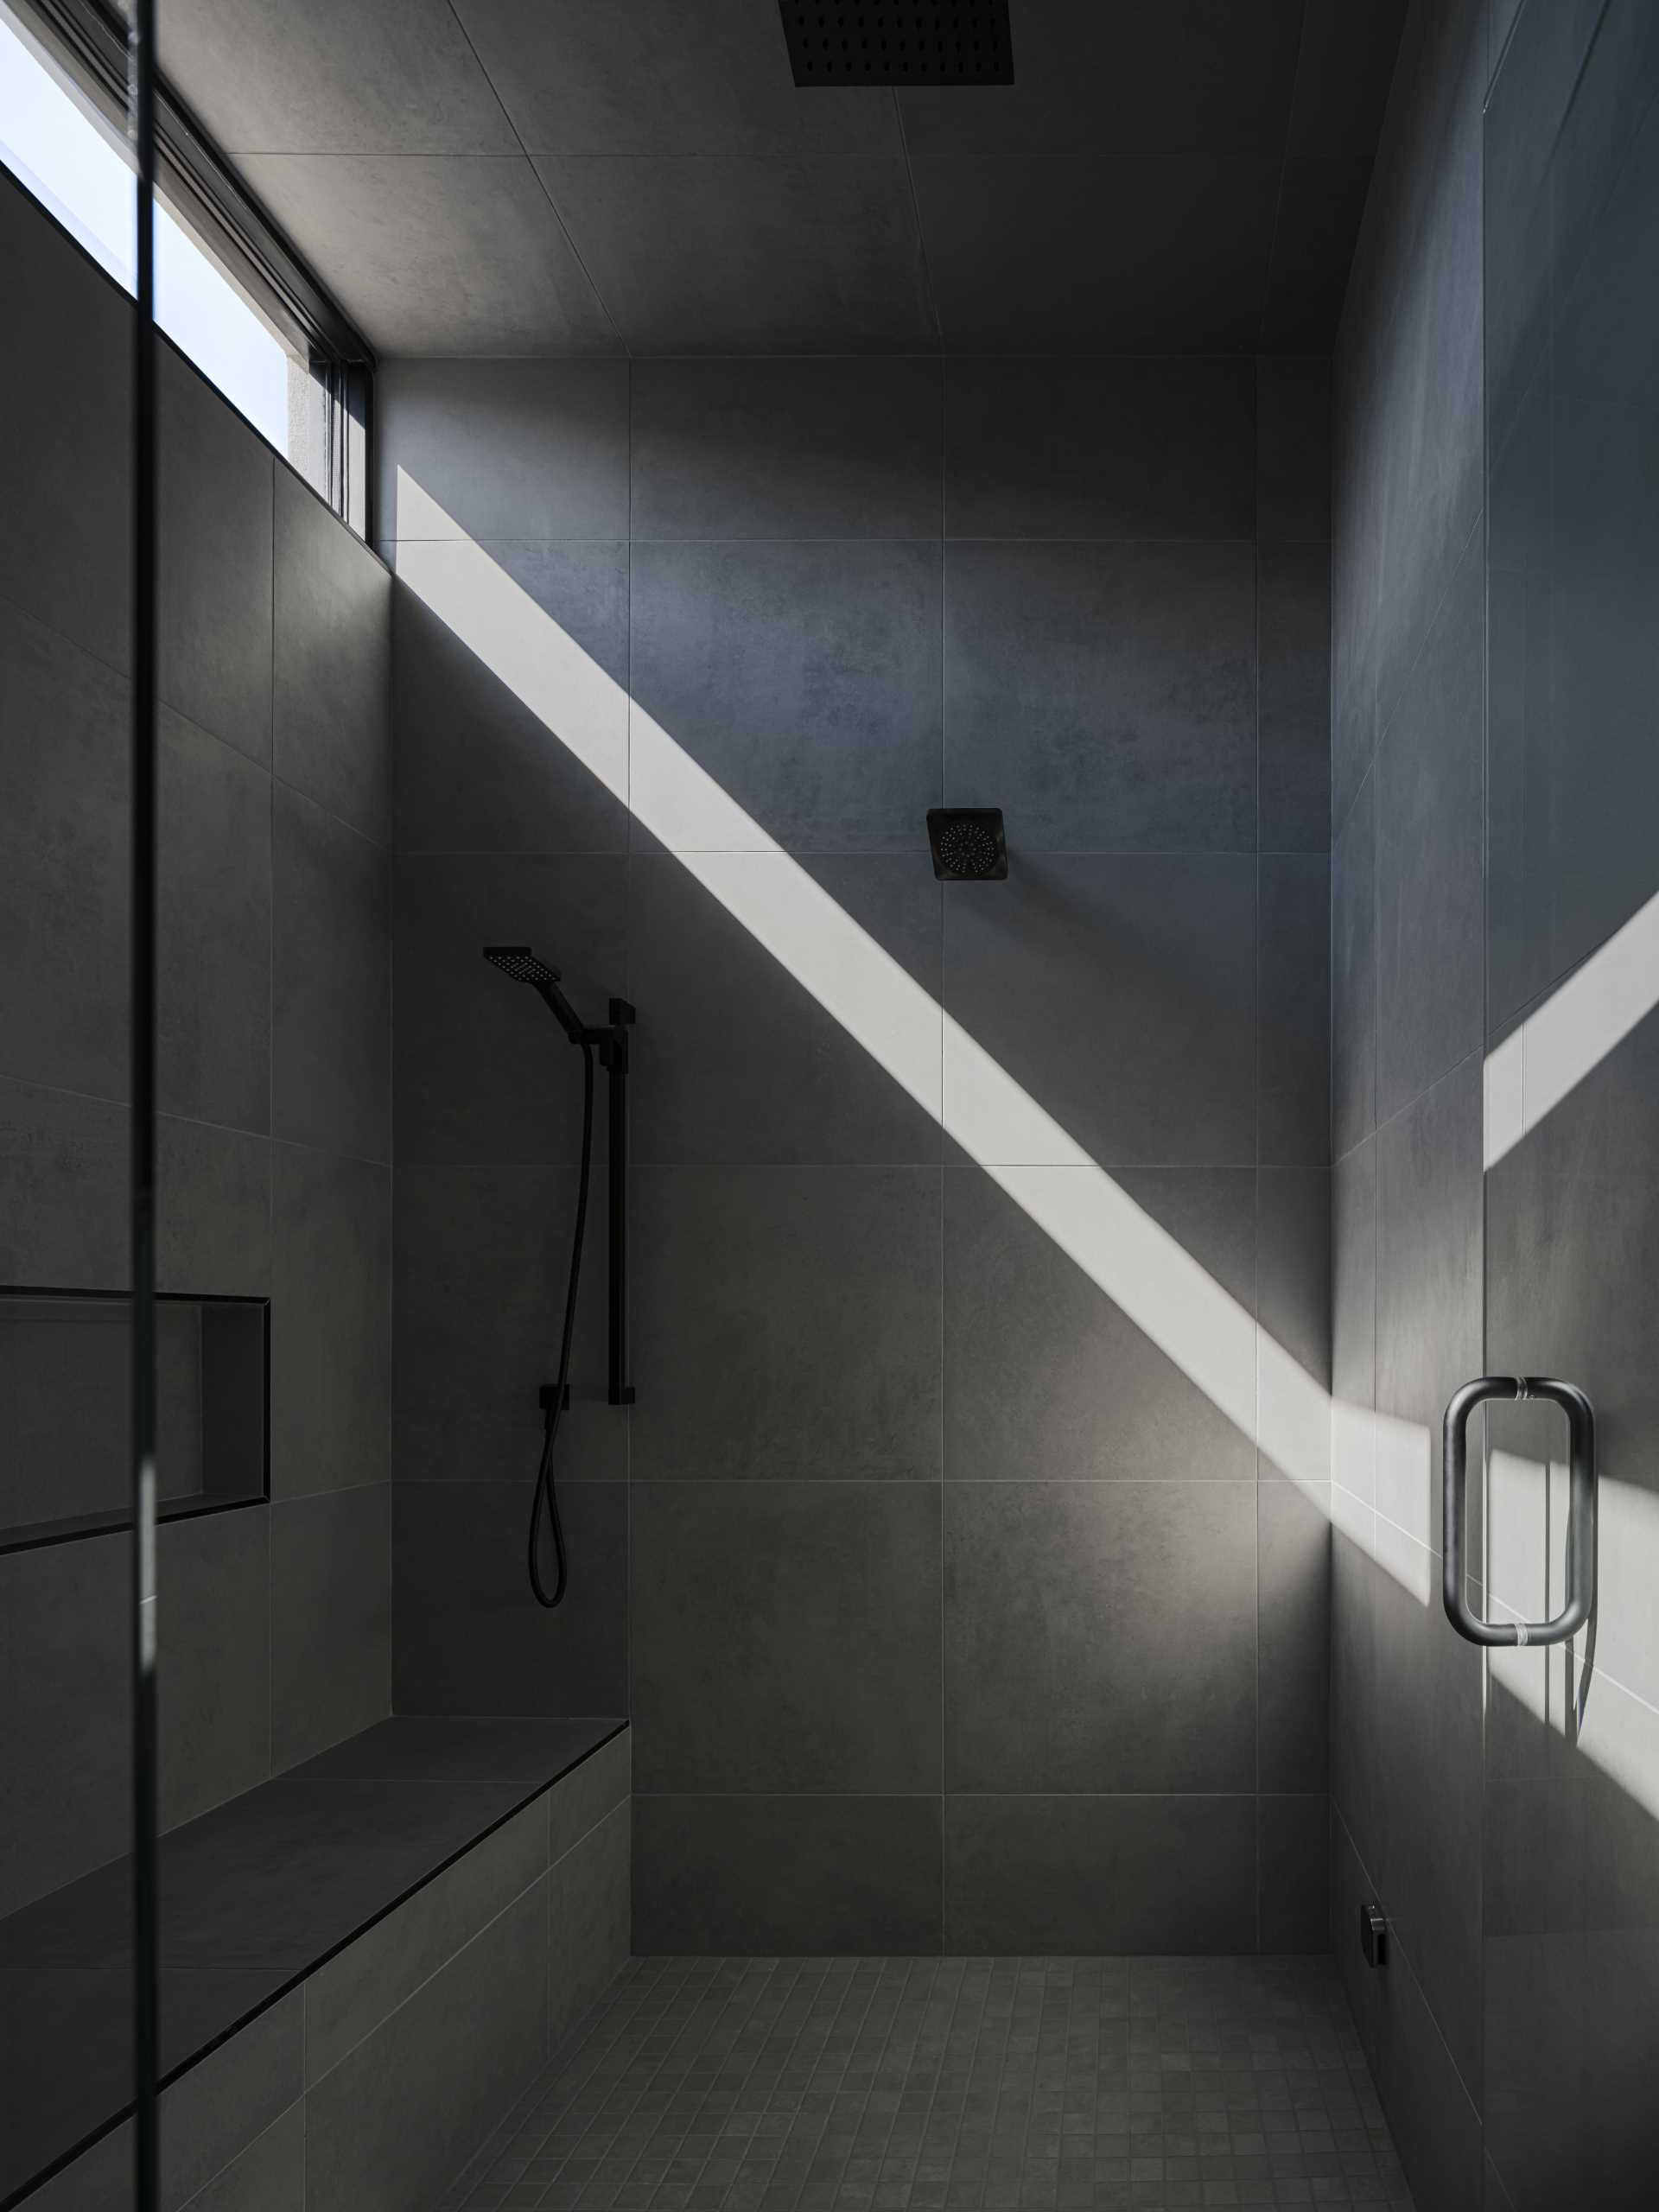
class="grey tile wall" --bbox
[2,186,394,1942]
[385,342,1332,1955]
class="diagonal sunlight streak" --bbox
[395,476,1332,1501]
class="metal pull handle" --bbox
[1442,1376,1597,1647]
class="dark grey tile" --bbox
[629,539,941,852]
[1259,853,1331,1166]
[178,2099,304,2212]
[944,1795,1256,1953]
[290,1714,623,1789]
[0,595,129,1101]
[0,1077,125,1289]
[454,0,900,158]
[944,358,1254,539]
[392,851,626,1166]
[632,359,941,540]
[912,155,1280,353]
[392,1164,624,1489]
[1289,0,1409,159]
[1257,1473,1330,1793]
[375,359,629,543]
[537,154,934,355]
[159,1505,271,1831]
[1376,531,1484,1122]
[390,540,629,856]
[239,153,620,358]
[270,1485,390,1771]
[1258,1166,1331,1391]
[1375,1055,1482,1548]
[1331,339,1382,836]
[550,1799,630,2048]
[1259,542,1332,853]
[0,179,130,672]
[159,351,273,766]
[160,0,517,154]
[944,1482,1256,1793]
[1256,356,1332,542]
[632,1481,941,1793]
[159,712,271,1134]
[158,1119,271,1299]
[273,469,391,844]
[1260,156,1379,350]
[304,1797,547,2083]
[304,1879,547,2212]
[944,541,1257,854]
[270,1144,389,1498]
[164,1991,304,2212]
[629,852,942,1166]
[545,1730,630,1865]
[1332,1135,1376,1421]
[271,784,390,1161]
[632,1796,942,1955]
[0,1531,127,1917]
[942,853,1256,1166]
[391,1479,626,1716]
[1332,761,1377,1160]
[1257,1796,1330,1953]
[944,1162,1256,1484]
[1373,1908,1485,2212]
[631,1166,942,1481]
[1330,1491,1380,1879]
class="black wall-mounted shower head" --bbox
[927,808,1007,881]
[483,944,586,1043]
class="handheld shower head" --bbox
[483,944,585,1044]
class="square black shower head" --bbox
[779,3,1014,86]
[927,807,1007,880]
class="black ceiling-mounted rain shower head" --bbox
[928,808,1007,881]
[778,2,1014,86]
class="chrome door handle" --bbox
[1442,1376,1597,1646]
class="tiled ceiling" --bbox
[159,0,1407,358]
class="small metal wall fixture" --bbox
[1441,1376,1597,1646]
[927,807,1007,880]
[1360,1903,1389,1969]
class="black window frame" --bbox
[12,0,377,535]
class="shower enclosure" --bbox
[5,2,1659,2209]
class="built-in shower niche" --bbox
[0,1288,266,1550]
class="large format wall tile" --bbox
[376,359,629,544]
[159,1506,271,1832]
[1259,854,1332,1166]
[632,1796,942,1955]
[944,1482,1257,1794]
[630,1166,942,1481]
[632,1481,941,1793]
[270,1486,391,1771]
[390,542,629,856]
[944,1162,1255,1484]
[629,538,941,852]
[1332,762,1378,1160]
[391,1479,626,1716]
[632,359,942,541]
[1259,541,1333,853]
[0,1078,126,1289]
[549,1799,630,2049]
[944,1794,1257,1954]
[270,1145,390,1499]
[159,711,272,1135]
[272,785,391,1162]
[392,1163,623,1489]
[1257,1472,1331,1793]
[274,468,391,845]
[628,853,941,1166]
[393,851,626,1167]
[944,358,1255,540]
[943,853,1256,1167]
[158,351,274,767]
[943,541,1257,852]
[1257,356,1332,544]
[0,180,130,672]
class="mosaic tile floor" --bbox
[442,1957,1414,2212]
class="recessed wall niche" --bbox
[0,1288,267,1550]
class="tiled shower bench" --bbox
[2,1716,630,2212]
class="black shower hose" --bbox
[529,1036,594,1608]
